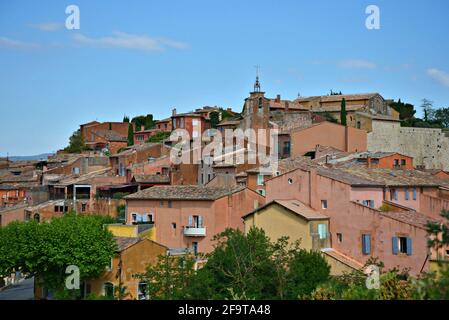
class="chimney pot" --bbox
[172,108,177,116]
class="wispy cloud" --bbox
[0,36,40,49]
[338,59,376,69]
[427,68,449,88]
[30,22,65,32]
[72,32,189,52]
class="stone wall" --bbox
[367,120,449,170]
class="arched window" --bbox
[33,213,40,222]
[103,282,114,298]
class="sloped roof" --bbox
[243,199,328,221]
[93,129,127,142]
[114,236,141,251]
[321,248,364,270]
[132,174,170,184]
[125,185,245,201]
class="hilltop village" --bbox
[1,78,449,299]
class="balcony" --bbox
[183,226,206,237]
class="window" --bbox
[337,233,343,243]
[361,200,374,208]
[392,236,412,255]
[172,223,176,229]
[132,213,137,222]
[168,200,173,208]
[401,159,406,166]
[356,121,361,129]
[258,97,263,114]
[103,282,114,298]
[138,282,148,300]
[405,189,409,201]
[256,189,266,196]
[192,242,199,255]
[413,188,417,200]
[321,200,328,209]
[172,119,177,129]
[160,201,164,207]
[256,174,264,186]
[317,224,327,239]
[393,159,399,167]
[283,141,291,156]
[362,234,371,255]
[81,203,87,212]
[180,118,185,129]
[72,167,80,174]
[288,178,293,185]
[390,188,398,201]
[192,119,199,126]
[147,213,154,223]
[34,213,40,222]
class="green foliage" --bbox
[136,254,197,300]
[143,228,330,300]
[340,98,347,126]
[432,107,449,128]
[209,111,220,129]
[116,204,126,222]
[0,214,117,293]
[147,131,171,143]
[127,123,134,146]
[112,192,130,200]
[131,114,155,131]
[320,111,338,124]
[123,115,130,123]
[389,99,416,123]
[330,90,342,95]
[64,130,88,154]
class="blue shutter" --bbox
[394,190,398,201]
[188,215,193,227]
[198,216,203,228]
[413,188,417,200]
[405,189,409,200]
[362,235,371,255]
[406,237,413,256]
[392,237,398,255]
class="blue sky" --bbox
[1,0,449,156]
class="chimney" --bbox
[285,100,289,111]
[172,108,177,116]
[276,94,281,102]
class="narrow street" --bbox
[0,278,34,300]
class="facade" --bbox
[368,119,449,170]
[171,112,207,139]
[125,185,265,253]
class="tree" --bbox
[136,254,197,300]
[123,115,130,123]
[0,214,117,296]
[431,107,449,128]
[414,209,449,299]
[127,123,134,146]
[131,114,155,131]
[147,131,171,143]
[389,99,416,124]
[340,98,347,126]
[209,111,220,129]
[64,130,87,153]
[421,99,434,123]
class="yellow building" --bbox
[243,199,362,275]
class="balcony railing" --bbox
[183,226,206,237]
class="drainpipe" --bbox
[345,125,349,152]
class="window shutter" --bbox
[188,215,193,227]
[406,238,413,256]
[362,235,371,255]
[405,189,409,200]
[198,216,203,228]
[392,237,398,255]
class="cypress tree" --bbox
[340,98,347,126]
[127,123,134,146]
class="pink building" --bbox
[124,185,265,253]
[264,165,448,275]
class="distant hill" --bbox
[9,153,54,162]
